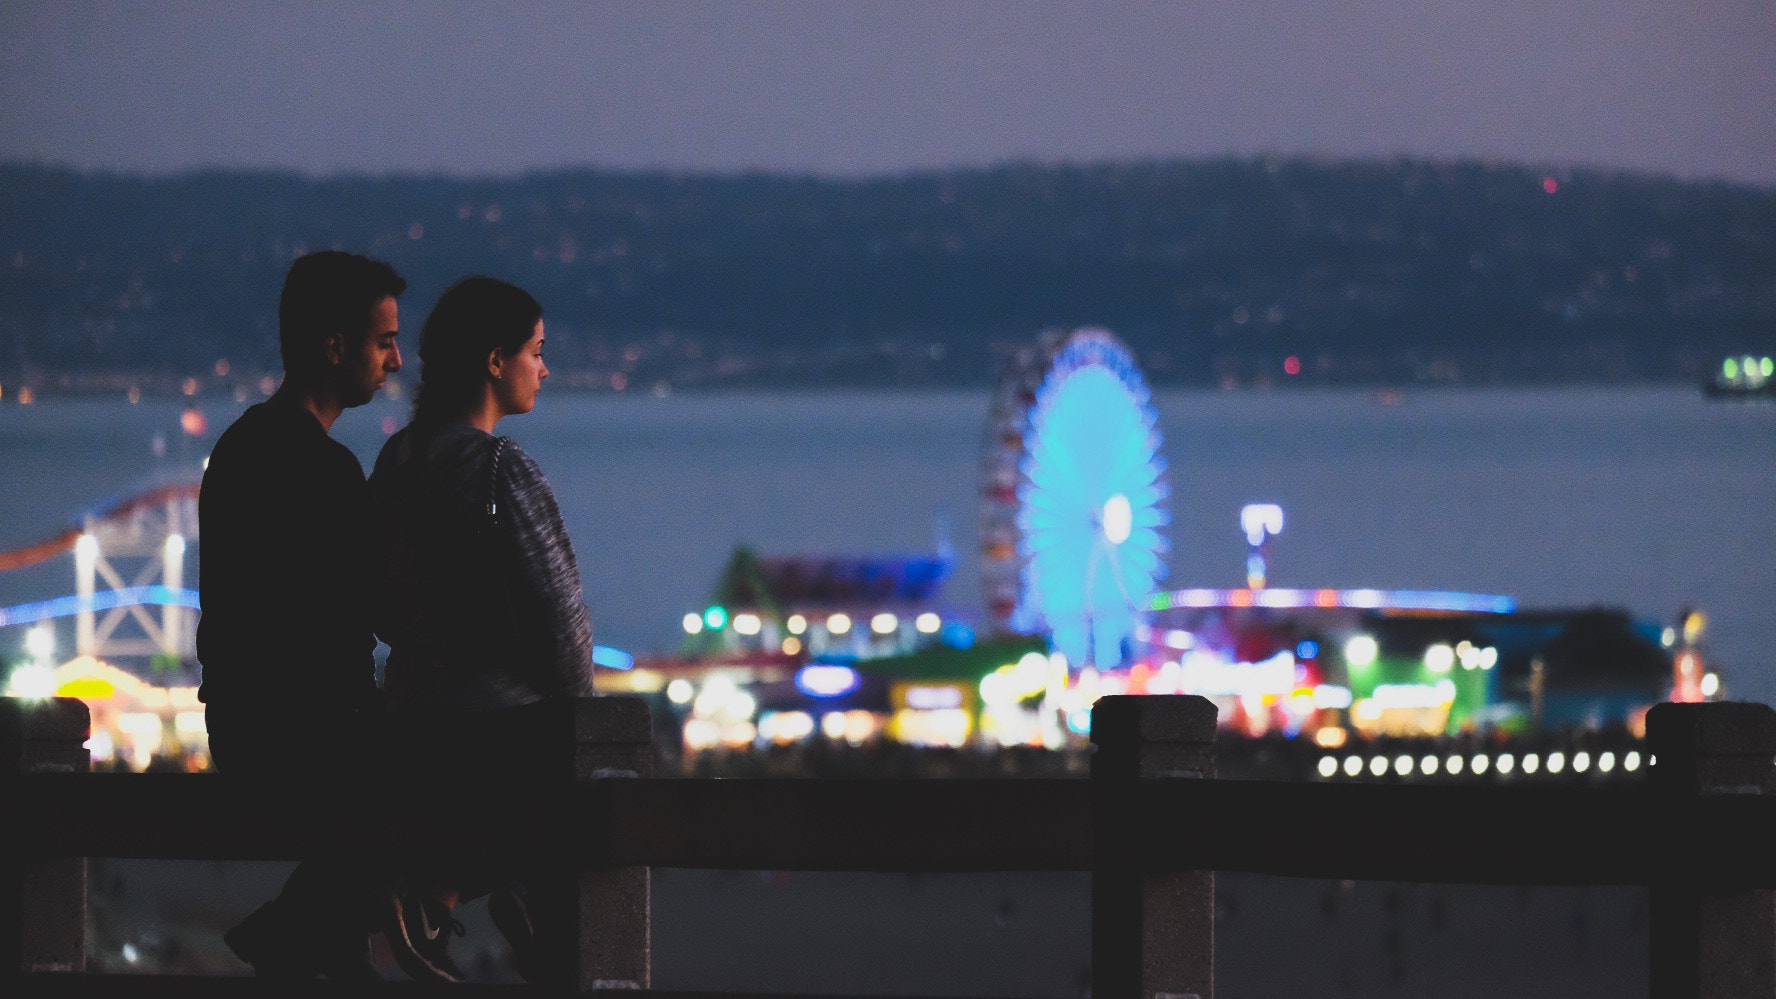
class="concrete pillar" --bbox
[0,696,91,982]
[1091,694,1219,999]
[1647,700,1776,999]
[571,695,653,992]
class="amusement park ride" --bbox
[981,328,1169,671]
[0,482,199,668]
[0,481,204,768]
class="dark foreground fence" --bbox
[6,693,1776,998]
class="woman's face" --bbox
[494,320,548,416]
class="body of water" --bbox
[2,384,1772,706]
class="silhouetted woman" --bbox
[368,276,594,985]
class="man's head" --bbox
[278,251,408,407]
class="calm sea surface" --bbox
[3,385,1774,706]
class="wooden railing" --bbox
[6,693,1776,998]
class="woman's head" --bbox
[412,276,545,423]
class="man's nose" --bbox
[388,343,403,371]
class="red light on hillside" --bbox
[1284,355,1302,376]
[1542,176,1558,195]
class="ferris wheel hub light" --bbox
[1101,494,1132,544]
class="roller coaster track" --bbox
[0,482,200,573]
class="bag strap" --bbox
[486,436,509,523]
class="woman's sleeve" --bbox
[498,441,597,698]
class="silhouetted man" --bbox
[197,250,404,979]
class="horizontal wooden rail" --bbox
[9,694,1776,998]
[16,772,1776,888]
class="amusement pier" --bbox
[2,328,1719,779]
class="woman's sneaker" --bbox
[382,891,466,983]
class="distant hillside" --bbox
[2,159,1772,392]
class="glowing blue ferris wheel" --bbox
[1006,329,1169,668]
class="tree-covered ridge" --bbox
[2,159,1771,391]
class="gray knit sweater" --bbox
[369,421,595,714]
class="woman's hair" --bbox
[412,276,544,423]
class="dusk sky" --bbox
[3,0,1773,186]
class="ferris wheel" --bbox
[980,328,1169,668]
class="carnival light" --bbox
[821,711,848,739]
[682,613,703,635]
[797,664,861,698]
[6,663,54,698]
[1152,587,1516,614]
[870,612,898,635]
[915,612,941,634]
[592,645,634,670]
[25,623,55,662]
[827,613,852,634]
[787,614,808,635]
[1345,635,1378,667]
[732,613,761,636]
[759,711,814,744]
[905,685,963,710]
[1318,756,1338,778]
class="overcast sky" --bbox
[3,0,1773,185]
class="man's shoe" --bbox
[224,900,381,981]
[316,934,383,982]
[488,885,541,983]
[383,891,467,983]
[223,901,315,979]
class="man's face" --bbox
[338,296,402,408]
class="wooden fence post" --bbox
[0,696,91,982]
[573,695,654,991]
[1647,700,1776,999]
[1091,693,1219,999]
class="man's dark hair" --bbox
[413,276,544,424]
[278,251,407,375]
